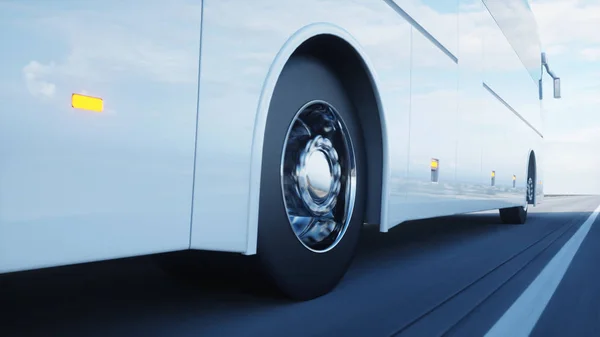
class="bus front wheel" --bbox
[256,55,367,301]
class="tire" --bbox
[499,158,535,224]
[257,55,367,301]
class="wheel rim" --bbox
[527,177,534,203]
[280,100,357,253]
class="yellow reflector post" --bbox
[72,93,103,112]
[491,171,496,177]
[430,158,439,183]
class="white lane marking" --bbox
[485,203,600,337]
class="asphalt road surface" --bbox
[1,196,599,337]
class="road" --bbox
[1,196,599,337]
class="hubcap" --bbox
[305,150,331,199]
[281,101,356,253]
[296,135,342,215]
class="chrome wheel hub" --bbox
[281,101,356,253]
[296,135,342,215]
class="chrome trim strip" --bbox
[383,0,458,64]
[483,82,544,139]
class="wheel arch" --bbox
[244,23,390,255]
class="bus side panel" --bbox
[403,25,461,220]
[191,0,413,251]
[480,8,518,207]
[0,1,202,273]
[481,89,527,206]
[481,2,541,207]
[483,0,543,135]
[455,0,487,207]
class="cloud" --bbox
[580,47,600,61]
[531,0,600,47]
[545,44,567,55]
[23,61,56,98]
[544,142,600,194]
[546,126,600,143]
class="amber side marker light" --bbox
[72,93,103,112]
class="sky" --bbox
[529,0,600,195]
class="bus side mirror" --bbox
[541,52,561,100]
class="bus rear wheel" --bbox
[257,55,366,301]
[499,163,535,224]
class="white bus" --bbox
[0,0,560,300]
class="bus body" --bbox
[0,0,559,298]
